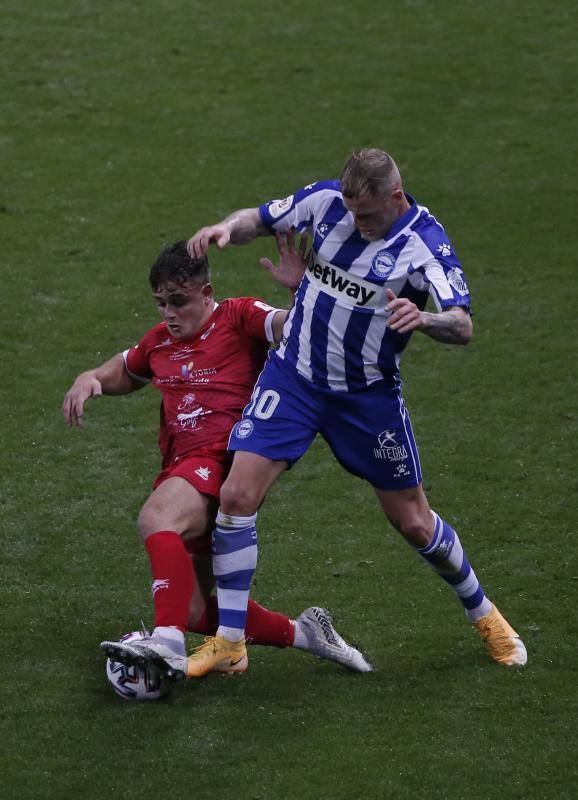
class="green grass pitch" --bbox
[1,1,577,798]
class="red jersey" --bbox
[124,297,279,467]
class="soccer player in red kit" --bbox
[63,240,371,680]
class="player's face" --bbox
[153,281,214,339]
[343,190,405,241]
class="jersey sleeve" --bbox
[258,180,340,234]
[123,331,155,383]
[227,297,284,343]
[421,259,471,311]
[412,225,471,312]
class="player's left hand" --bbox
[385,288,425,333]
[260,229,309,291]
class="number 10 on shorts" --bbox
[246,387,281,420]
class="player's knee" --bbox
[394,516,432,548]
[219,479,260,516]
[137,503,165,540]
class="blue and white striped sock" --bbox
[212,510,258,642]
[418,512,492,622]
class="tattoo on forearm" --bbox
[420,309,472,345]
[223,208,268,244]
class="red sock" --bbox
[144,530,194,633]
[191,596,295,648]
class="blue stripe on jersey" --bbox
[377,281,428,375]
[330,229,371,271]
[343,308,374,390]
[313,197,349,251]
[309,292,335,386]
[280,276,308,371]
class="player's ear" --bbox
[202,283,214,300]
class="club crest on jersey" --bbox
[234,420,254,439]
[447,267,468,296]
[371,250,396,279]
[268,195,294,219]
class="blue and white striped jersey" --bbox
[259,180,471,392]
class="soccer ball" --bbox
[105,631,171,701]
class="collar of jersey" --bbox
[381,192,419,243]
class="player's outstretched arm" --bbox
[386,289,472,345]
[63,353,142,428]
[188,208,269,258]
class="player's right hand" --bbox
[62,374,103,428]
[187,224,231,258]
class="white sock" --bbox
[153,626,186,655]
[292,619,309,650]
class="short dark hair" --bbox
[149,241,210,290]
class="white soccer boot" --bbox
[100,624,151,666]
[100,626,188,682]
[129,634,188,681]
[296,607,374,673]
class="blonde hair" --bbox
[340,148,401,199]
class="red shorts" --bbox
[153,453,229,500]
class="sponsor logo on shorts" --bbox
[371,249,396,279]
[235,420,254,439]
[447,267,468,296]
[374,430,408,461]
[268,195,294,219]
[194,466,211,481]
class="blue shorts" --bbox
[228,356,422,491]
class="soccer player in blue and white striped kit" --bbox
[183,148,527,676]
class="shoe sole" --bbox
[100,642,185,682]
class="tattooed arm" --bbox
[188,208,269,257]
[386,289,472,345]
[418,307,472,345]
